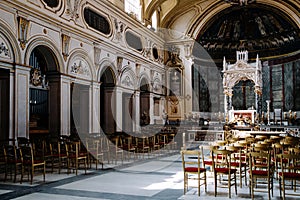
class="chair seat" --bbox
[250,170,269,176]
[7,160,22,164]
[203,160,213,165]
[215,168,237,174]
[185,167,206,173]
[23,160,45,165]
[279,172,300,178]
[52,153,68,157]
[230,162,247,167]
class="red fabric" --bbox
[204,161,213,165]
[251,170,269,176]
[185,167,206,173]
[230,162,246,167]
[279,172,300,178]
[215,168,237,174]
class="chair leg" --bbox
[214,174,217,197]
[183,173,187,194]
[205,172,207,192]
[235,173,237,195]
[228,174,231,198]
[282,179,285,200]
[198,175,200,196]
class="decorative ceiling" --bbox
[141,0,300,63]
[197,5,300,62]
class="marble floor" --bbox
[0,150,298,200]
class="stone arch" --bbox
[139,72,151,91]
[25,35,64,73]
[97,58,118,84]
[67,49,96,81]
[0,19,21,64]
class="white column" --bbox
[15,65,30,138]
[183,58,193,114]
[149,93,154,124]
[60,75,72,136]
[90,82,101,133]
[133,91,140,132]
[9,70,15,141]
[115,87,123,132]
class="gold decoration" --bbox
[18,17,30,50]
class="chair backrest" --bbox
[212,149,232,170]
[20,145,34,164]
[4,145,19,163]
[249,151,272,172]
[278,153,300,173]
[181,150,203,171]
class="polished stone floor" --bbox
[0,149,298,200]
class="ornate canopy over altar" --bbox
[223,50,262,116]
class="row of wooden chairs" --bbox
[181,134,300,199]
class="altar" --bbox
[223,50,262,121]
[229,109,256,124]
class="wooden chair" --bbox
[226,145,247,188]
[85,137,104,170]
[248,151,274,200]
[51,139,69,174]
[122,136,136,160]
[212,149,237,198]
[0,144,6,179]
[278,152,300,199]
[110,136,124,164]
[181,150,207,196]
[20,145,45,184]
[4,145,22,182]
[135,136,150,159]
[68,140,87,175]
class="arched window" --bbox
[125,0,141,21]
[84,8,111,35]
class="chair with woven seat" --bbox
[248,151,274,200]
[20,145,46,184]
[278,152,300,200]
[212,149,237,198]
[181,150,207,196]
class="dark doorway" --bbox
[100,67,116,134]
[0,68,9,141]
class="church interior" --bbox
[0,0,299,199]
